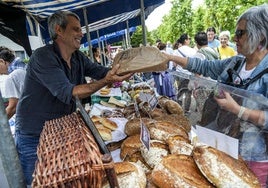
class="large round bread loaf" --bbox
[148,121,189,142]
[124,117,152,136]
[102,162,146,188]
[193,145,261,188]
[120,134,142,160]
[167,135,193,155]
[140,140,169,168]
[151,154,215,188]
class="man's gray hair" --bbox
[48,11,80,41]
[237,3,268,54]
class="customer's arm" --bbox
[73,64,133,99]
[214,91,265,127]
[163,53,189,68]
[5,97,18,119]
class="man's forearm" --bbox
[72,78,109,99]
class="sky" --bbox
[145,0,204,31]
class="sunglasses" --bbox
[235,29,247,39]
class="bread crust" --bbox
[193,145,261,188]
[151,154,215,188]
[100,118,118,131]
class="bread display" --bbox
[102,162,146,188]
[151,154,215,188]
[193,145,261,188]
[113,46,169,75]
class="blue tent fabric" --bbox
[1,0,164,51]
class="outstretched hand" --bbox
[214,91,240,114]
[104,64,133,84]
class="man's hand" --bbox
[104,64,133,84]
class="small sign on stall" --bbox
[140,120,150,150]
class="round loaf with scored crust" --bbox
[147,121,189,142]
[153,114,191,133]
[167,135,194,155]
[140,140,169,169]
[151,154,215,188]
[124,117,152,136]
[193,145,261,188]
[102,161,146,188]
[120,134,143,160]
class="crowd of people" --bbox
[0,3,267,187]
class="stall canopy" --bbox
[1,0,164,55]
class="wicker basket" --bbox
[32,112,114,188]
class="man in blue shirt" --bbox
[15,10,132,185]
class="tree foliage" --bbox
[141,0,267,44]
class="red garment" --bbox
[247,161,268,188]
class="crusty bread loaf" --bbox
[102,161,146,188]
[147,121,189,142]
[120,134,143,160]
[153,114,191,133]
[167,135,193,155]
[193,145,261,188]
[140,140,169,168]
[100,117,118,131]
[124,117,152,136]
[151,154,215,188]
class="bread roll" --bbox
[151,154,215,188]
[100,118,118,131]
[91,115,102,123]
[193,145,261,188]
[96,127,112,141]
[140,140,169,168]
[100,88,111,95]
[102,162,146,188]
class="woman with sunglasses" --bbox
[164,4,268,186]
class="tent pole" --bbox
[83,8,93,61]
[96,30,103,65]
[140,0,147,46]
[126,20,131,48]
[0,97,26,187]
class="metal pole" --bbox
[96,30,103,65]
[140,0,147,46]
[126,20,131,48]
[83,8,93,61]
[0,96,26,187]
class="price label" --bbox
[134,99,140,117]
[148,94,158,110]
[140,120,150,150]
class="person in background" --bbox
[0,48,26,137]
[194,31,219,60]
[217,31,237,59]
[207,27,220,49]
[164,4,268,186]
[92,47,101,64]
[15,10,132,185]
[191,31,219,113]
[174,33,196,113]
[152,42,175,99]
